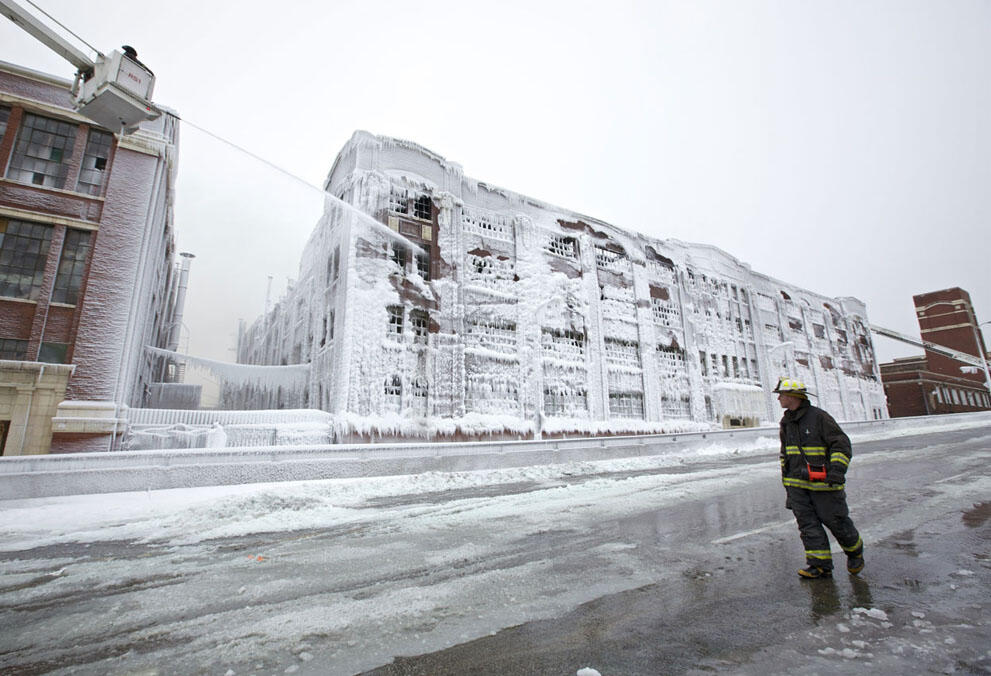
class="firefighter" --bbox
[776,377,865,578]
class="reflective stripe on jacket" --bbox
[779,400,851,491]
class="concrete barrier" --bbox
[2,411,990,500]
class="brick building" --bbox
[880,288,991,417]
[0,60,182,454]
[233,132,887,437]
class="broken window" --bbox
[390,244,408,271]
[835,329,848,344]
[384,375,402,413]
[594,246,630,273]
[410,309,429,343]
[51,228,92,305]
[813,323,826,339]
[6,112,77,189]
[416,252,430,280]
[413,194,431,220]
[0,219,53,300]
[389,186,409,214]
[651,297,680,327]
[76,128,114,196]
[386,305,404,340]
[546,235,577,259]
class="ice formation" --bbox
[231,132,887,439]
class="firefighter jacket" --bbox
[779,399,852,492]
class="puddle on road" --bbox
[962,501,991,528]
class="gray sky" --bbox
[3,0,989,366]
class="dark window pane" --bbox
[0,219,53,300]
[6,113,77,189]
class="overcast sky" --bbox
[3,0,989,366]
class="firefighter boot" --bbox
[847,555,865,575]
[798,565,832,579]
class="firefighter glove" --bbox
[826,468,846,486]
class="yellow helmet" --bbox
[773,377,808,396]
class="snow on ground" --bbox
[1,417,983,553]
[0,434,776,551]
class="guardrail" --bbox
[126,408,332,426]
[2,411,990,500]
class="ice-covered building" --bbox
[0,60,183,454]
[235,131,886,438]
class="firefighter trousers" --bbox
[786,486,863,570]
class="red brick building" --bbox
[0,60,181,454]
[880,288,991,417]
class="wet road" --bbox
[361,427,991,676]
[0,424,989,675]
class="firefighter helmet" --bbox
[773,377,808,397]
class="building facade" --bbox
[235,132,887,437]
[0,60,182,454]
[880,288,991,417]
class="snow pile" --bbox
[0,438,781,550]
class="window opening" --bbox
[390,244,407,271]
[51,229,92,304]
[609,392,644,419]
[384,376,402,413]
[0,106,10,141]
[0,338,28,360]
[76,128,113,195]
[604,337,641,368]
[386,305,404,340]
[413,194,431,220]
[6,113,77,189]
[467,318,517,353]
[541,328,585,361]
[0,219,54,300]
[416,252,430,280]
[543,387,588,417]
[546,235,577,259]
[410,309,429,343]
[389,186,409,214]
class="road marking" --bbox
[711,519,794,544]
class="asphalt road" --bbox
[0,424,988,676]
